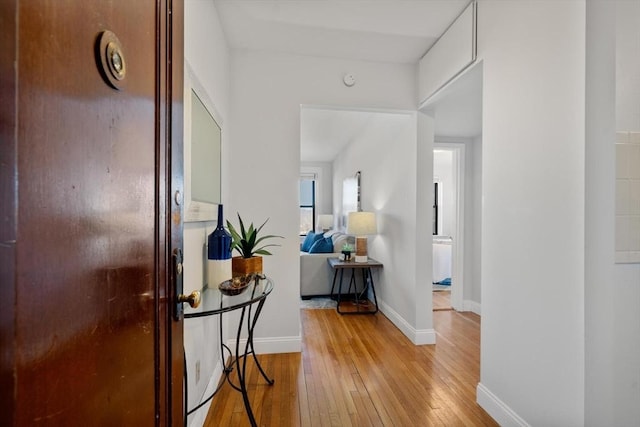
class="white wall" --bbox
[470,135,482,305]
[584,3,640,426]
[476,1,586,425]
[584,3,616,425]
[226,49,419,349]
[616,1,640,132]
[612,1,640,424]
[615,0,640,265]
[184,1,231,426]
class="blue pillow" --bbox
[301,231,322,252]
[308,237,334,253]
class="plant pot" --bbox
[231,256,263,277]
[341,251,352,261]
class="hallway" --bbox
[205,308,495,426]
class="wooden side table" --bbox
[327,257,383,314]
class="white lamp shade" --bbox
[317,214,334,229]
[347,211,377,235]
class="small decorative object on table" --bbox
[218,273,261,296]
[227,213,283,277]
[341,243,354,261]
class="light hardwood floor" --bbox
[432,290,451,311]
[205,307,496,426]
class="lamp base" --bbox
[354,255,368,263]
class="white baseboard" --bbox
[477,382,530,427]
[462,299,481,315]
[188,360,224,427]
[227,335,302,355]
[378,299,436,345]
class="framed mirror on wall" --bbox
[184,62,222,222]
[341,171,361,229]
[433,182,440,235]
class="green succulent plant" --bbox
[226,213,283,258]
[342,243,354,252]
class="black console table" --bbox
[328,258,382,314]
[184,275,274,426]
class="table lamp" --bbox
[317,214,334,232]
[347,211,377,262]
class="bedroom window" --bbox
[299,177,315,235]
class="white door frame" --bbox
[434,141,465,311]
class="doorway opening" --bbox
[419,62,483,318]
[433,145,464,311]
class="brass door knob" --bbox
[178,290,201,309]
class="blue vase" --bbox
[207,205,232,288]
[208,204,232,260]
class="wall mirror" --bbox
[433,182,441,235]
[184,62,222,222]
[341,171,361,229]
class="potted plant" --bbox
[341,243,354,261]
[226,213,283,277]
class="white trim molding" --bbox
[227,335,302,355]
[462,299,481,315]
[477,383,530,427]
[379,300,436,345]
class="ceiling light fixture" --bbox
[343,73,356,87]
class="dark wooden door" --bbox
[0,0,184,425]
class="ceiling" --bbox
[214,0,470,64]
[300,108,377,162]
[300,108,417,162]
[213,0,481,162]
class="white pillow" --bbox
[332,234,349,253]
[323,230,339,238]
